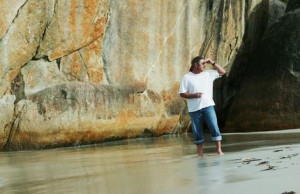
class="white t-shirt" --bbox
[178,70,220,112]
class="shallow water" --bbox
[1,129,300,194]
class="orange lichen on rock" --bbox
[156,115,180,135]
[42,0,109,61]
[8,69,20,82]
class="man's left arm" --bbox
[206,59,226,76]
[212,62,226,76]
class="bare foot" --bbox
[218,151,224,156]
[197,144,204,157]
[198,152,204,157]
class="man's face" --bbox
[198,59,206,71]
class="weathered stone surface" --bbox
[0,0,27,39]
[58,43,107,85]
[21,59,67,96]
[103,1,264,92]
[4,82,166,150]
[36,0,109,61]
[60,51,89,82]
[0,0,52,97]
[225,9,300,131]
[59,38,107,85]
[0,95,16,148]
[267,0,287,29]
[77,38,108,84]
[285,0,300,12]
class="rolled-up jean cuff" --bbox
[194,139,205,145]
[211,136,222,141]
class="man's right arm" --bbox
[180,93,202,99]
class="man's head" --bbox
[190,56,206,72]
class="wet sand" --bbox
[0,129,300,194]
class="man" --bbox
[179,56,226,157]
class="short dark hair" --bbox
[189,56,203,72]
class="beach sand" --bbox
[0,129,299,194]
[194,144,300,194]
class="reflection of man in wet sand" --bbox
[179,56,226,157]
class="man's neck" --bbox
[192,70,203,74]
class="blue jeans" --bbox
[189,106,222,145]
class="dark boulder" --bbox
[225,9,300,132]
[267,0,286,29]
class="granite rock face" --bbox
[36,0,109,61]
[0,0,27,39]
[103,0,257,91]
[225,9,300,131]
[267,0,287,29]
[0,0,51,97]
[1,0,297,150]
[4,82,166,150]
[0,95,15,149]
